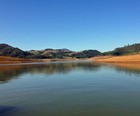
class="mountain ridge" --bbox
[0,43,140,59]
[0,44,101,59]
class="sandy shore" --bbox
[0,56,42,64]
[89,54,140,72]
[89,54,140,63]
[0,56,78,64]
[1,54,140,65]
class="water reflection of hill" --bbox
[111,63,140,76]
[0,62,101,83]
[1,62,140,84]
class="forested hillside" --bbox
[103,43,140,56]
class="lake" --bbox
[0,61,140,116]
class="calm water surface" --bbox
[0,61,140,116]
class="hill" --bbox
[0,44,101,59]
[28,49,101,59]
[0,44,30,58]
[104,43,140,56]
[28,48,73,59]
[71,50,101,58]
[0,43,140,59]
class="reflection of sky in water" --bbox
[0,62,140,116]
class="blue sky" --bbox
[0,0,140,52]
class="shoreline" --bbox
[89,54,140,64]
[89,54,140,71]
[0,56,90,65]
[1,54,140,65]
[0,56,42,65]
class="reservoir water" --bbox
[0,61,140,116]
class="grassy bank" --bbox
[0,56,78,64]
[89,54,140,63]
[0,56,41,64]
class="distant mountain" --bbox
[56,48,72,52]
[0,44,30,58]
[104,43,140,56]
[71,50,101,58]
[28,49,101,59]
[0,43,101,59]
[1,43,140,59]
[28,48,73,59]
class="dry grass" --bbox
[0,56,41,64]
[0,56,77,64]
[89,54,140,72]
[89,54,140,63]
